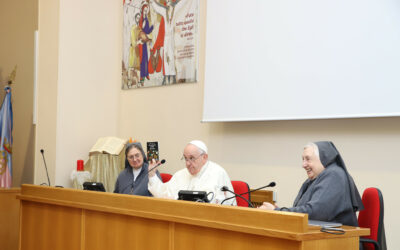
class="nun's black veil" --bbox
[315,141,364,212]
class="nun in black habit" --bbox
[259,141,364,227]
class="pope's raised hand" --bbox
[148,158,158,177]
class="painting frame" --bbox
[122,0,199,89]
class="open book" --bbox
[89,137,127,156]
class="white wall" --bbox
[119,1,399,248]
[53,0,121,187]
[204,0,400,122]
[35,0,120,186]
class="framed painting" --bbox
[122,0,199,89]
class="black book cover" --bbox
[147,141,159,162]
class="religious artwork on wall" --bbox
[122,0,199,89]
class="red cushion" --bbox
[358,188,380,243]
[231,180,250,207]
[160,173,172,183]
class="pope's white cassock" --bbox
[148,160,237,205]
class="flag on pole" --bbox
[0,86,13,188]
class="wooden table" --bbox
[251,189,274,207]
[18,184,369,250]
[0,188,21,250]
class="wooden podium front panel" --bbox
[18,185,369,250]
[0,188,20,250]
[303,237,359,250]
[20,201,82,250]
[174,223,300,250]
[84,210,170,250]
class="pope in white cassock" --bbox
[148,140,237,205]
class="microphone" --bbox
[148,159,166,173]
[243,181,276,195]
[221,186,254,208]
[40,149,51,186]
[221,182,276,204]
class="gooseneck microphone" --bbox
[148,159,166,173]
[40,149,51,186]
[221,186,254,208]
[243,182,276,195]
[221,182,276,205]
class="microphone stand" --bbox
[221,188,254,208]
[40,149,51,186]
[221,182,276,204]
[148,159,166,173]
[240,182,276,196]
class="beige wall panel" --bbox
[0,0,36,187]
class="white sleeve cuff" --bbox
[149,174,160,185]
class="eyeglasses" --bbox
[181,154,203,163]
[127,153,141,160]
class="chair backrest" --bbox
[231,180,251,207]
[160,173,172,183]
[358,187,386,250]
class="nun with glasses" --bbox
[114,142,161,196]
[258,141,364,227]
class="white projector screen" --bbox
[203,0,400,122]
